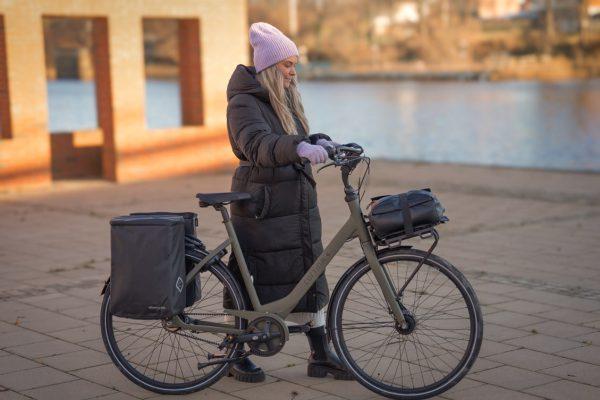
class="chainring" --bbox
[246,316,286,357]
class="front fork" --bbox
[348,194,409,328]
[360,236,410,328]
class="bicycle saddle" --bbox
[196,192,251,207]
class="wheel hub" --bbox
[395,312,416,335]
[162,318,181,333]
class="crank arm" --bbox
[288,324,311,333]
[234,331,282,344]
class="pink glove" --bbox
[316,138,341,149]
[297,141,328,164]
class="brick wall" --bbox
[0,0,247,191]
[50,131,102,179]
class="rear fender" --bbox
[100,277,110,295]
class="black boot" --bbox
[305,326,354,380]
[228,357,265,383]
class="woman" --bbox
[225,22,352,383]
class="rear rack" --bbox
[184,234,227,267]
[368,216,448,248]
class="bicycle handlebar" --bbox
[318,142,370,198]
[326,143,364,161]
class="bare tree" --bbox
[418,0,427,47]
[579,0,589,48]
[289,0,298,38]
[544,0,555,55]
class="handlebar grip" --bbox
[326,146,336,160]
[340,143,364,155]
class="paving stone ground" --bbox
[1,160,599,400]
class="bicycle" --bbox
[100,144,483,399]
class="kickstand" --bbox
[198,350,251,370]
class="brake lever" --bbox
[318,143,364,174]
[318,146,344,173]
[316,161,337,173]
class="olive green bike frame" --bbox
[176,191,407,336]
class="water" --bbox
[47,79,181,131]
[144,79,181,129]
[302,80,600,172]
[47,78,600,172]
[47,80,98,132]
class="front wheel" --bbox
[328,248,483,400]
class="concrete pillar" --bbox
[0,6,51,188]
[178,18,203,126]
[0,16,11,140]
[92,17,116,181]
[0,0,248,190]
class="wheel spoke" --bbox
[333,251,481,397]
[101,264,246,393]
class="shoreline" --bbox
[1,158,597,199]
[299,57,599,82]
[300,69,489,82]
[372,158,600,175]
[300,69,597,82]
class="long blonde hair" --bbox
[257,65,309,136]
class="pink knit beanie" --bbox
[249,22,299,73]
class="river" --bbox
[47,79,600,172]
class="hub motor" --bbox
[395,311,417,335]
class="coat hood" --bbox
[226,64,270,103]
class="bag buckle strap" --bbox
[398,193,414,234]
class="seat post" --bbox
[215,204,231,223]
[216,203,262,309]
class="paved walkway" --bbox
[1,160,599,400]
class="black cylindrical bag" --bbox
[368,189,445,239]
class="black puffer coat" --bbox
[226,64,329,313]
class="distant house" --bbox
[519,0,585,33]
[591,0,600,16]
[478,0,523,19]
[373,2,421,36]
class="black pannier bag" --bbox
[367,189,446,240]
[130,212,201,307]
[110,215,186,319]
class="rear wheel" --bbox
[329,248,483,399]
[100,262,247,394]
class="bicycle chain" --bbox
[172,312,238,347]
[185,312,230,317]
[173,329,222,347]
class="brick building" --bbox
[0,0,247,190]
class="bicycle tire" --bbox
[100,261,248,395]
[328,248,483,400]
